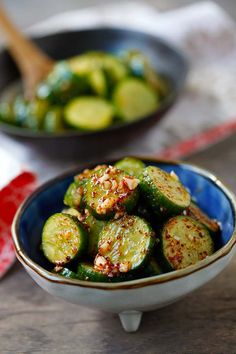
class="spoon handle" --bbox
[0,6,54,98]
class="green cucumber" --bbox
[96,215,155,275]
[77,262,110,282]
[42,213,88,265]
[140,166,191,215]
[113,78,158,121]
[85,166,139,219]
[69,52,128,84]
[0,101,15,125]
[64,97,114,131]
[82,212,105,257]
[37,61,89,105]
[58,267,77,279]
[186,202,220,234]
[62,207,105,258]
[89,69,107,96]
[43,107,64,132]
[114,157,145,177]
[160,216,214,271]
[63,181,85,210]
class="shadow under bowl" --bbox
[12,157,236,332]
[0,28,188,159]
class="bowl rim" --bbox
[12,157,236,290]
[0,26,188,139]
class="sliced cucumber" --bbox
[63,181,85,210]
[64,165,109,210]
[122,50,169,97]
[96,215,155,275]
[42,213,88,265]
[140,166,191,215]
[113,78,158,122]
[58,267,77,279]
[69,52,128,84]
[74,164,108,184]
[114,157,145,177]
[160,216,214,271]
[37,61,89,105]
[43,107,64,132]
[83,212,105,257]
[77,262,110,282]
[85,166,139,219]
[0,101,15,125]
[186,202,220,234]
[64,97,114,131]
[89,69,107,96]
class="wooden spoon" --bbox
[0,6,54,100]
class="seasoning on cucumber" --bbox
[140,166,191,215]
[42,213,88,265]
[41,158,221,283]
[95,215,155,276]
[186,202,220,234]
[77,262,111,282]
[85,166,139,219]
[160,216,214,271]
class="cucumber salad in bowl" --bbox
[41,157,220,282]
[0,51,169,133]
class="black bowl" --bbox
[0,27,188,158]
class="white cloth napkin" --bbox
[1,1,236,181]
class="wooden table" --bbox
[1,135,236,354]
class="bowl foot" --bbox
[119,310,143,332]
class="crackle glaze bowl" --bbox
[12,158,236,332]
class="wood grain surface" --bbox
[1,135,236,354]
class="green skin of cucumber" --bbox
[43,107,65,133]
[37,62,89,105]
[42,213,88,265]
[77,262,138,283]
[59,267,77,279]
[85,168,139,220]
[114,157,145,178]
[63,181,86,210]
[83,213,106,258]
[140,166,191,216]
[159,216,214,271]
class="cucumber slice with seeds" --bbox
[160,216,214,271]
[186,202,220,234]
[96,215,155,275]
[85,166,139,219]
[42,213,88,265]
[64,97,114,131]
[140,166,191,215]
[115,157,145,177]
[113,78,158,122]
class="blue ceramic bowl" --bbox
[12,158,236,332]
